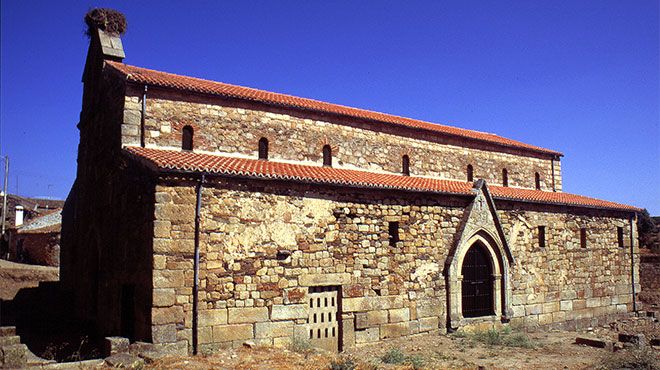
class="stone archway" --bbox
[448,230,508,328]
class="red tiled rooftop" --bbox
[107,61,562,157]
[125,147,638,212]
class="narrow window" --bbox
[502,168,509,187]
[535,172,541,190]
[258,137,269,160]
[402,155,410,176]
[580,228,587,248]
[388,221,400,246]
[617,227,624,248]
[467,164,474,182]
[538,226,546,248]
[322,145,332,167]
[182,125,194,151]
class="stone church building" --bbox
[61,22,641,354]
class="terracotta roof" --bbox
[106,61,562,157]
[125,147,638,212]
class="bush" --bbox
[329,355,357,370]
[470,327,536,348]
[381,348,407,364]
[381,347,426,369]
[288,336,313,354]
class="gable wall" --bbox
[122,86,561,191]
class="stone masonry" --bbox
[61,17,639,356]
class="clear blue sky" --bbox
[1,1,658,213]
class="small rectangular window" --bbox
[538,226,546,248]
[580,228,587,248]
[388,221,400,246]
[617,227,624,248]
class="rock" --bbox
[0,343,27,368]
[104,336,130,356]
[243,340,256,348]
[105,353,145,368]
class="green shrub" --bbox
[408,354,425,369]
[470,327,536,348]
[381,347,407,364]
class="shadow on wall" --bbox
[1,282,102,362]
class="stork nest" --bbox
[84,8,127,37]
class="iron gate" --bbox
[308,286,340,352]
[461,243,494,318]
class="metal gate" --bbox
[308,286,340,352]
[461,243,494,318]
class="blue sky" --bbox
[1,1,658,213]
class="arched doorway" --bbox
[461,242,494,317]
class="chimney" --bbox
[82,9,127,83]
[15,205,23,227]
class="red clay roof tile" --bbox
[125,147,638,212]
[107,61,562,157]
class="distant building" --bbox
[8,209,62,266]
[1,194,64,260]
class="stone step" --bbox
[0,326,16,336]
[0,335,20,346]
[0,343,27,368]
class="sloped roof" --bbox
[18,209,62,234]
[106,61,562,157]
[124,147,638,212]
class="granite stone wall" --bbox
[121,87,561,192]
[151,177,633,352]
[497,208,637,330]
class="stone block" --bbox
[525,304,542,316]
[271,304,308,321]
[103,336,129,357]
[512,305,525,317]
[152,306,184,325]
[199,309,228,327]
[355,327,379,344]
[153,288,176,307]
[105,353,145,369]
[0,344,26,368]
[419,317,439,332]
[212,324,254,342]
[154,220,172,238]
[153,270,185,288]
[388,308,410,323]
[560,300,572,311]
[354,313,368,330]
[586,298,601,308]
[538,313,553,326]
[367,310,388,326]
[341,314,355,349]
[228,307,269,324]
[573,299,587,310]
[343,295,404,312]
[552,311,566,323]
[380,322,408,339]
[0,327,16,336]
[416,299,443,318]
[254,321,294,339]
[152,324,177,344]
[198,326,213,344]
[543,301,559,313]
[298,273,351,286]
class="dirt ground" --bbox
[147,322,659,370]
[0,259,59,300]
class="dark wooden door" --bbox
[461,243,494,318]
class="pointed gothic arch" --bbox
[444,181,514,329]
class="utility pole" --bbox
[1,156,8,235]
